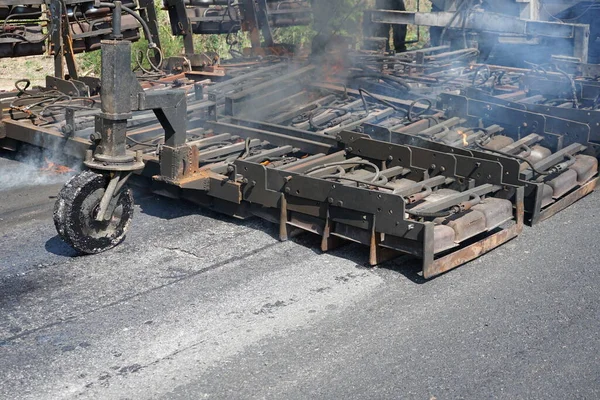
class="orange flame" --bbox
[40,158,73,175]
[458,130,469,146]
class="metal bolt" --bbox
[285,187,291,193]
[407,224,415,230]
[336,201,344,206]
[328,197,334,204]
[346,147,353,152]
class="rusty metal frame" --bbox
[424,187,524,279]
[366,9,590,62]
[4,33,600,279]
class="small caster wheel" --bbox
[53,170,134,254]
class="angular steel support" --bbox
[86,39,187,177]
[368,10,590,62]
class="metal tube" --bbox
[112,1,122,39]
[95,173,121,222]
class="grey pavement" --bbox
[1,154,599,400]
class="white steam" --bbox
[0,147,78,192]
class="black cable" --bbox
[357,88,408,115]
[472,64,491,87]
[1,8,51,44]
[350,72,411,92]
[15,79,31,95]
[408,98,432,122]
[319,175,390,189]
[524,61,549,76]
[439,0,473,45]
[126,136,156,147]
[555,65,580,109]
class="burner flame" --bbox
[40,158,73,175]
[458,130,469,146]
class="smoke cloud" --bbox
[0,145,78,192]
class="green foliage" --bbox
[78,50,101,75]
[272,26,315,48]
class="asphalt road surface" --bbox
[1,154,599,400]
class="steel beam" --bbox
[368,10,590,62]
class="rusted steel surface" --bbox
[537,176,599,223]
[424,192,525,279]
[3,30,600,278]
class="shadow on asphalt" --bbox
[377,257,427,284]
[47,186,428,283]
[292,231,426,284]
[134,189,199,221]
[44,236,79,257]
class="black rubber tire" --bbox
[53,170,134,254]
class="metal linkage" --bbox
[452,71,600,147]
[2,56,524,277]
[145,120,523,279]
[365,8,591,63]
[360,93,598,225]
[352,46,481,78]
[342,58,531,100]
[4,29,600,278]
[48,23,192,254]
[219,63,598,227]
